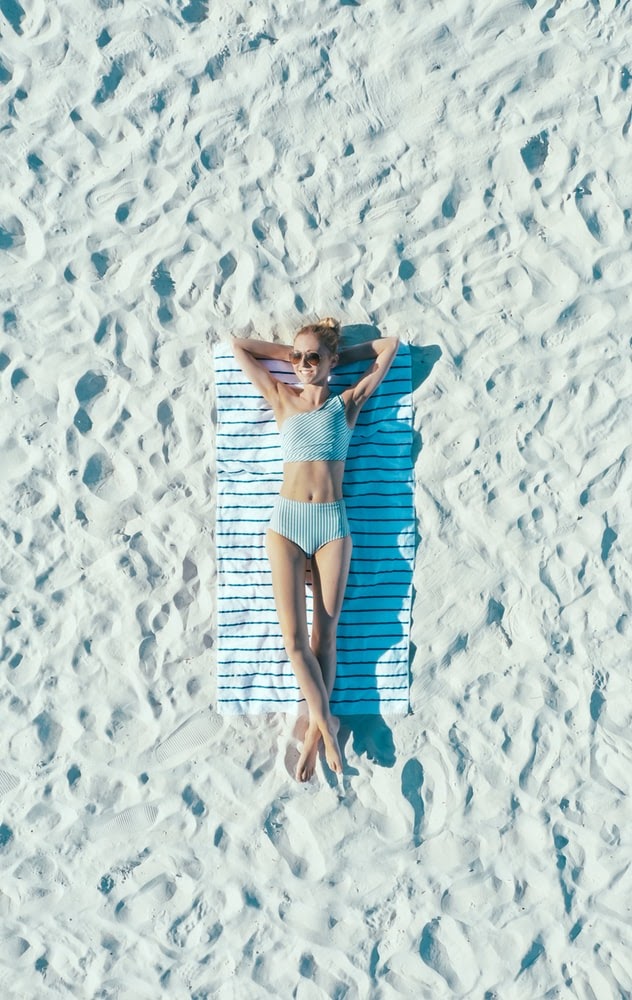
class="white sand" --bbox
[1,0,631,996]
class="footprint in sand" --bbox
[263,802,326,879]
[167,894,214,949]
[154,708,224,765]
[264,803,307,879]
[401,758,425,847]
[251,207,285,260]
[171,553,201,627]
[115,872,178,934]
[89,803,159,842]
[278,208,318,279]
[442,870,512,926]
[283,741,302,781]
[213,250,236,301]
[579,448,629,507]
[156,397,177,464]
[73,369,107,434]
[574,171,624,246]
[420,915,478,993]
[14,851,58,884]
[81,446,137,503]
[212,248,256,315]
[0,213,26,257]
[418,743,453,839]
[518,713,561,797]
[0,934,30,961]
[0,770,19,798]
[590,667,608,723]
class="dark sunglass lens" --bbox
[290,350,320,365]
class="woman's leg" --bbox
[310,534,353,696]
[266,528,343,780]
[295,534,352,780]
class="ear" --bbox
[330,352,339,368]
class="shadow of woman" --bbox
[331,338,442,772]
[339,713,398,768]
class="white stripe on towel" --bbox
[213,344,414,715]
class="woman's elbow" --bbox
[376,335,399,354]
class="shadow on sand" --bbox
[338,714,397,768]
[333,337,442,774]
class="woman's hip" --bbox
[268,496,350,559]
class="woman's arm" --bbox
[231,337,291,405]
[339,336,400,412]
[337,339,395,366]
[233,338,291,362]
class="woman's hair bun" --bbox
[319,316,341,333]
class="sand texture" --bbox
[1,0,631,996]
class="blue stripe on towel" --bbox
[213,343,414,715]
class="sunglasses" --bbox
[289,350,321,367]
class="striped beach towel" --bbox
[213,343,414,715]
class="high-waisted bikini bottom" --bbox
[268,496,350,558]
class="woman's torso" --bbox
[273,389,356,503]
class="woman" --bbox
[232,319,399,781]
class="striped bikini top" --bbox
[280,393,354,462]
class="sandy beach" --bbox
[2,0,631,996]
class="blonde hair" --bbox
[295,317,341,355]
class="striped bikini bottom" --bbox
[268,496,351,559]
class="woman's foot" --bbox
[296,723,321,782]
[295,716,342,782]
[320,715,342,775]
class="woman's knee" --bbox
[311,621,337,655]
[283,633,311,661]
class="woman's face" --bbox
[291,332,336,383]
